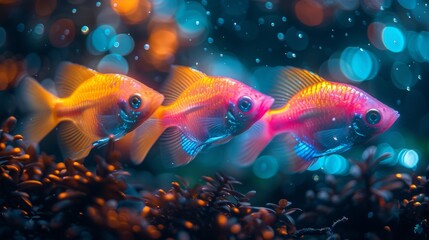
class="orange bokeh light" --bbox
[0,59,23,90]
[295,0,324,26]
[111,0,151,24]
[35,0,57,17]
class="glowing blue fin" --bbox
[158,127,205,167]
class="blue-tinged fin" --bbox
[158,127,205,167]
[161,66,207,105]
[57,121,96,160]
[55,62,98,98]
[17,77,58,145]
[226,118,273,166]
[267,133,315,172]
[130,118,165,164]
[258,66,326,109]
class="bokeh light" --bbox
[367,22,386,50]
[87,25,116,54]
[382,26,405,53]
[176,1,208,43]
[285,27,309,51]
[294,0,324,26]
[0,59,22,90]
[307,157,324,171]
[376,143,397,166]
[35,0,57,17]
[397,0,416,10]
[110,0,151,24]
[340,47,379,82]
[321,154,348,175]
[390,61,419,90]
[398,149,419,169]
[49,19,76,48]
[97,53,129,74]
[109,33,135,56]
[252,155,279,179]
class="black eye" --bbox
[365,109,381,125]
[129,95,142,109]
[238,96,253,112]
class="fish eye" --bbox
[129,95,142,109]
[238,96,253,112]
[365,109,381,125]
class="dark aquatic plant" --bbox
[1,115,350,239]
[297,146,412,239]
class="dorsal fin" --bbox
[258,66,326,109]
[161,66,207,105]
[55,62,98,98]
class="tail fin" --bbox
[130,117,166,164]
[226,117,274,166]
[17,77,58,145]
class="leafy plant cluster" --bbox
[0,115,427,239]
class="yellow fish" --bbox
[18,62,164,159]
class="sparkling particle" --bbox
[399,149,419,168]
[109,33,135,56]
[96,1,101,7]
[144,43,150,50]
[81,26,89,34]
[265,1,273,10]
[72,8,77,14]
[282,16,287,22]
[277,32,285,40]
[207,37,214,44]
[255,58,260,63]
[217,18,225,25]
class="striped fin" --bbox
[258,66,326,109]
[161,66,207,105]
[57,121,95,160]
[55,62,98,98]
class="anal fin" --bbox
[158,127,205,167]
[57,121,96,160]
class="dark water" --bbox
[0,1,428,239]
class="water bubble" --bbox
[207,37,214,44]
[24,53,41,75]
[297,32,303,38]
[281,16,287,22]
[286,52,296,58]
[277,32,285,41]
[255,58,260,63]
[81,26,89,34]
[97,53,129,74]
[258,17,265,25]
[252,155,279,179]
[144,43,150,50]
[96,1,101,7]
[265,1,273,10]
[348,17,352,22]
[270,22,275,27]
[72,8,77,14]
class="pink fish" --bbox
[130,66,274,167]
[227,66,399,171]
